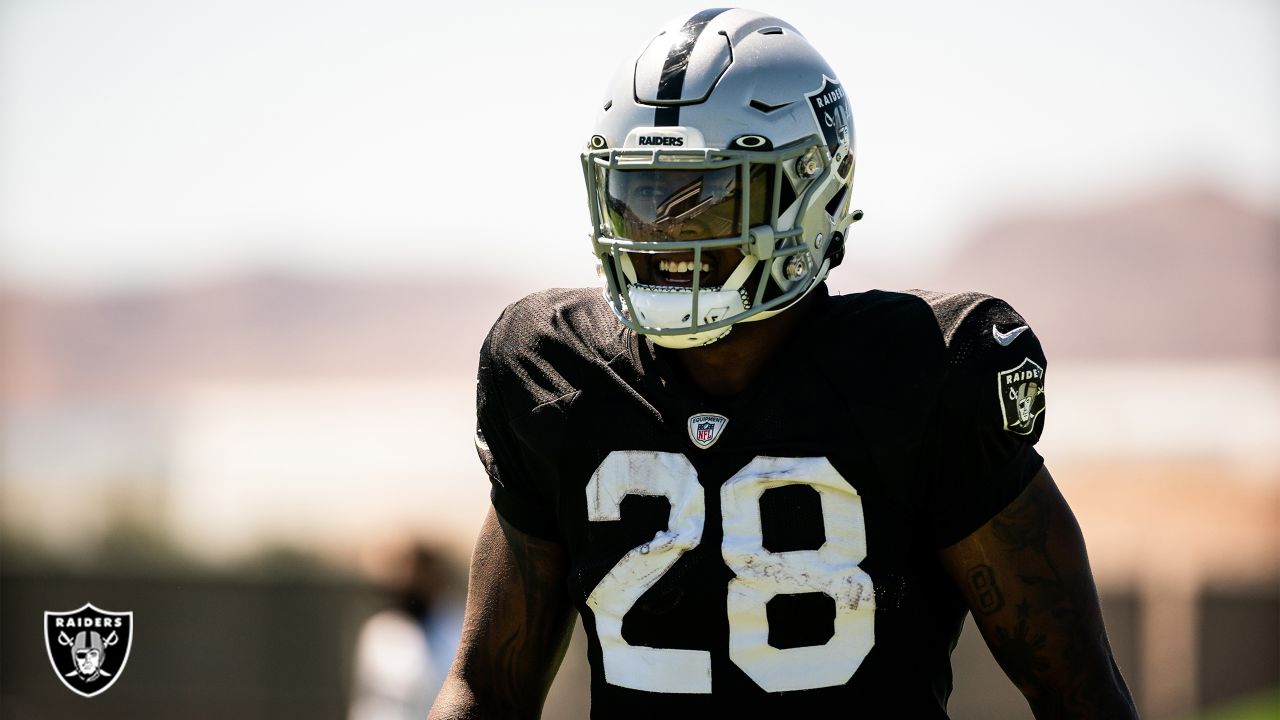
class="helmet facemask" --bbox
[584,136,840,349]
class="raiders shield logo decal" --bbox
[805,75,852,156]
[688,413,729,449]
[45,603,133,697]
[997,358,1046,436]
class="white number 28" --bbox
[584,451,876,694]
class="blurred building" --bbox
[0,276,512,559]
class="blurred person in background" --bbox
[349,542,462,720]
[432,8,1135,719]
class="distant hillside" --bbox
[924,187,1278,360]
[2,187,1275,408]
[0,274,517,406]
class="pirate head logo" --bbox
[45,603,133,697]
[997,358,1047,436]
[687,412,729,449]
[805,75,852,157]
[69,630,114,680]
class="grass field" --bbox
[1183,688,1280,720]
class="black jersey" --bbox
[474,284,1047,718]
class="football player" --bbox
[430,8,1136,718]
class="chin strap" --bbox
[721,255,759,304]
[617,253,760,349]
[824,232,846,270]
[825,209,863,270]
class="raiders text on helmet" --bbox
[582,8,861,348]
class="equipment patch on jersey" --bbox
[997,358,1046,436]
[688,413,729,449]
[805,75,851,156]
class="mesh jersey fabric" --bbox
[472,284,1047,716]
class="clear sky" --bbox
[1,0,1277,291]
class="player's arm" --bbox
[939,465,1137,719]
[429,508,576,720]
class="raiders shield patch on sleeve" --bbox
[997,358,1046,435]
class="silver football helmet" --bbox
[583,8,861,349]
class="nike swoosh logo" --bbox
[993,324,1030,346]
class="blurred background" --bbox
[1,1,1276,718]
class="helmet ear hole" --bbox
[824,185,849,217]
[836,153,853,179]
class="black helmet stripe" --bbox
[654,7,731,126]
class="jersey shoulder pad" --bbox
[907,289,1047,438]
[480,287,626,411]
[905,290,1042,364]
[810,290,954,413]
[819,286,952,351]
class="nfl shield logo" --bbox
[44,603,134,698]
[696,423,714,443]
[687,413,729,449]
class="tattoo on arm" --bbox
[966,563,1004,614]
[947,470,1137,719]
[987,597,1049,690]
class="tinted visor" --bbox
[602,165,773,242]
